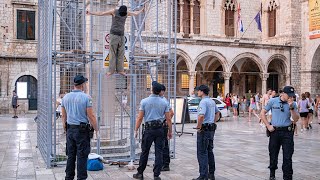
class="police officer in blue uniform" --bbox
[133,81,172,180]
[61,75,99,180]
[260,86,299,180]
[193,85,220,180]
[159,84,174,171]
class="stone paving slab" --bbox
[1,114,320,179]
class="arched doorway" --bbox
[267,58,286,92]
[177,57,190,96]
[311,46,320,96]
[230,58,262,96]
[15,75,37,110]
[195,56,224,97]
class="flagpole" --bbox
[239,8,262,41]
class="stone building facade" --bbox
[174,0,305,97]
[0,0,38,114]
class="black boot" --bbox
[161,165,170,171]
[208,174,215,180]
[269,170,276,180]
[133,173,144,180]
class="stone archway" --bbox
[311,46,320,96]
[194,51,225,97]
[230,54,264,96]
[15,75,38,110]
[267,54,288,92]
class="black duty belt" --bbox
[274,125,293,132]
[145,120,163,130]
[67,124,81,129]
[201,123,216,131]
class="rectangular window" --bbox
[268,10,276,37]
[17,10,35,40]
[225,10,235,37]
[181,73,196,89]
[183,0,190,35]
[193,1,200,34]
[146,74,163,89]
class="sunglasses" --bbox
[280,103,284,112]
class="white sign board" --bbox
[103,32,130,69]
[17,82,27,99]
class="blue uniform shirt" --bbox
[61,90,92,125]
[197,96,219,124]
[264,97,298,127]
[139,94,169,122]
[160,96,172,121]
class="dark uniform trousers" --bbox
[269,130,294,180]
[137,127,164,177]
[163,125,170,167]
[65,128,91,180]
[197,130,215,178]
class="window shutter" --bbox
[225,10,234,37]
[27,11,35,40]
[193,0,200,34]
[17,10,27,39]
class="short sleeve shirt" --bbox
[160,96,172,120]
[198,96,219,124]
[61,90,92,125]
[139,94,169,122]
[12,95,18,106]
[264,97,298,127]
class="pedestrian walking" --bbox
[61,75,99,180]
[232,94,239,117]
[298,93,309,133]
[159,84,174,171]
[305,92,314,129]
[260,86,299,180]
[316,95,320,124]
[240,96,246,116]
[192,85,220,180]
[11,90,19,118]
[133,81,172,180]
[249,95,259,121]
[87,5,144,76]
[224,93,231,116]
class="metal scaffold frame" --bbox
[37,0,178,167]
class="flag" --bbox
[254,11,262,32]
[237,3,244,32]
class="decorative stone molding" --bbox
[259,73,270,81]
[223,72,232,80]
[224,0,236,11]
[268,0,279,11]
[188,71,197,77]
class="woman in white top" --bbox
[305,92,314,129]
[232,94,239,117]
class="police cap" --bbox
[74,75,88,85]
[282,86,295,97]
[198,85,210,95]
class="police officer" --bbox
[133,81,172,180]
[193,85,220,180]
[260,86,299,180]
[61,75,99,180]
[159,84,174,171]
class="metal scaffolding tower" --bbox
[38,0,177,167]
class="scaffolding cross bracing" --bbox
[38,0,177,167]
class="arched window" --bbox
[224,0,236,37]
[193,0,200,34]
[183,0,191,35]
[268,0,277,37]
[15,75,37,110]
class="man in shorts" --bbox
[12,90,18,118]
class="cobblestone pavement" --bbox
[0,114,320,180]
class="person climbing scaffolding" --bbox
[87,5,144,76]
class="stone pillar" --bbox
[200,0,205,35]
[223,72,232,96]
[285,74,291,86]
[179,0,184,34]
[188,71,197,95]
[190,0,194,36]
[260,73,269,95]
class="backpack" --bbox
[87,158,104,171]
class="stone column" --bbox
[223,72,232,96]
[188,71,197,95]
[179,0,184,34]
[190,0,194,36]
[200,0,205,35]
[260,73,269,95]
[285,74,291,85]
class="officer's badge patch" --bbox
[89,99,93,106]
